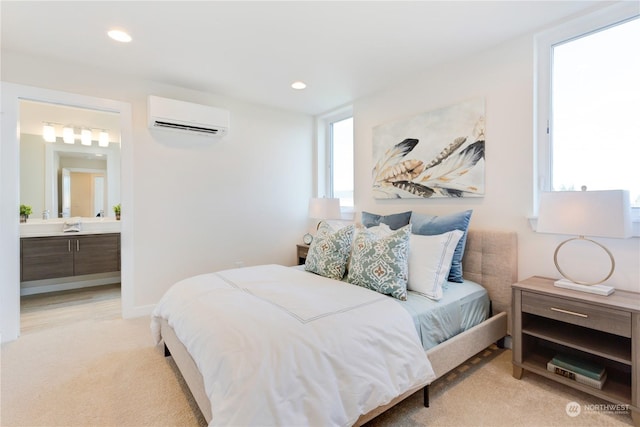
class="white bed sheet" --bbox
[151,264,435,427]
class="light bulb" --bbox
[63,127,75,144]
[98,130,109,147]
[42,123,56,142]
[81,129,92,146]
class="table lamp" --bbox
[536,189,632,296]
[303,197,341,244]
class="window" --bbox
[329,116,354,207]
[537,4,640,208]
[317,107,354,211]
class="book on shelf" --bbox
[547,361,607,389]
[550,353,606,380]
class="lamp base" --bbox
[553,279,615,296]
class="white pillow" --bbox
[408,230,464,300]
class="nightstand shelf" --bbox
[296,244,309,265]
[522,317,632,364]
[520,351,631,405]
[512,276,639,426]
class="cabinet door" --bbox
[74,234,120,276]
[21,237,74,281]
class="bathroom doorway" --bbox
[0,83,133,342]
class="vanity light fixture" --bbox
[42,123,111,147]
[62,126,75,144]
[42,123,56,142]
[108,29,132,43]
[81,129,92,146]
[98,130,109,147]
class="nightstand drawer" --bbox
[522,291,631,337]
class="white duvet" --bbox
[151,264,435,427]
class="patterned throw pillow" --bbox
[347,224,411,300]
[304,222,355,280]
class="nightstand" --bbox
[296,244,309,265]
[512,276,639,426]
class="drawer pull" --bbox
[550,307,588,318]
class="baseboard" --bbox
[20,273,121,296]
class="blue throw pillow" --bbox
[410,210,472,283]
[361,211,411,230]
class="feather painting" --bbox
[372,98,485,199]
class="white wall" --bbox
[353,35,640,292]
[1,51,313,335]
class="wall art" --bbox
[372,98,485,199]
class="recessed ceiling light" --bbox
[108,29,132,43]
[291,81,307,90]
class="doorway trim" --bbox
[0,82,134,342]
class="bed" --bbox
[151,228,517,426]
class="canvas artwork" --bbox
[372,98,485,199]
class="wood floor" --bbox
[20,284,121,335]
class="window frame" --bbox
[315,105,354,216]
[535,2,639,232]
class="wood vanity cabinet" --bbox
[21,233,120,282]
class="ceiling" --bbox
[2,1,609,117]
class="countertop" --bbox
[20,218,121,238]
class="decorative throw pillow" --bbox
[361,211,412,230]
[410,210,472,283]
[408,230,464,300]
[347,224,411,300]
[304,221,354,280]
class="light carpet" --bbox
[1,316,634,426]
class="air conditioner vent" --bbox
[152,121,220,135]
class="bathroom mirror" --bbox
[19,100,121,218]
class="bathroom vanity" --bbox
[20,218,121,295]
[21,233,120,281]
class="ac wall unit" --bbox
[148,96,229,137]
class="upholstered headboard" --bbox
[462,229,518,333]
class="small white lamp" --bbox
[308,197,341,223]
[537,189,632,295]
[303,197,341,244]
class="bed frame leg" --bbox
[164,343,171,357]
[423,385,429,407]
[489,300,506,348]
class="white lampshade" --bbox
[98,130,109,147]
[308,198,341,220]
[62,126,75,144]
[42,123,56,142]
[537,190,632,239]
[81,129,92,146]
